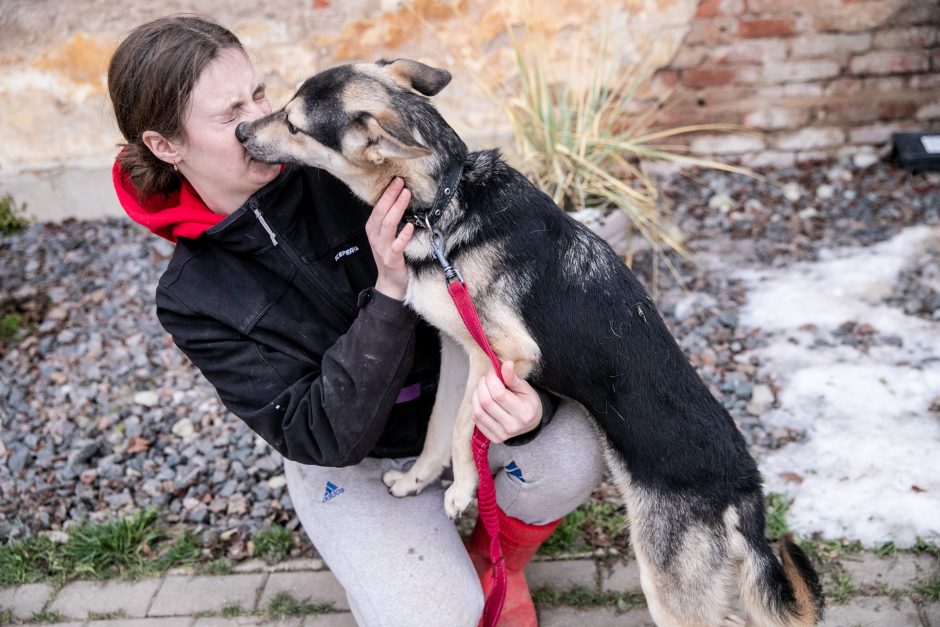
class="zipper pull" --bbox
[253,207,278,247]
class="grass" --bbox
[915,576,940,601]
[87,610,126,620]
[28,611,62,623]
[266,592,333,618]
[764,492,791,541]
[253,524,293,563]
[538,500,628,557]
[198,557,234,575]
[830,573,856,604]
[532,586,645,614]
[875,541,897,557]
[220,603,245,618]
[1,312,22,341]
[0,508,205,586]
[0,610,12,625]
[0,193,29,236]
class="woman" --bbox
[108,15,605,626]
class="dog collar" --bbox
[406,161,463,229]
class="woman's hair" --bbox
[108,15,243,197]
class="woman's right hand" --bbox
[367,177,415,301]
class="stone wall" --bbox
[657,0,940,167]
[0,0,937,220]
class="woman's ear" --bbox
[141,130,184,165]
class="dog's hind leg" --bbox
[604,446,741,627]
[384,334,469,497]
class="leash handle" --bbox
[447,280,507,627]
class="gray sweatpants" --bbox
[283,399,606,627]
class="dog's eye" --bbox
[286,119,298,135]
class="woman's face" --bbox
[175,48,280,211]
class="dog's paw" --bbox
[382,468,405,489]
[382,468,436,498]
[443,482,475,520]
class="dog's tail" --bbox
[738,531,825,627]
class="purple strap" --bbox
[394,382,422,404]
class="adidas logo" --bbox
[322,480,346,503]
[506,461,526,483]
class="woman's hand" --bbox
[471,361,543,443]
[367,177,415,301]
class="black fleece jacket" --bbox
[155,166,555,466]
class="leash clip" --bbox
[429,227,464,285]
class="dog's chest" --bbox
[405,272,470,345]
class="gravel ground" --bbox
[1,158,938,557]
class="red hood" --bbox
[112,160,223,243]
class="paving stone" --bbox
[88,619,193,627]
[602,560,642,593]
[30,623,84,627]
[923,602,939,627]
[538,606,655,626]
[526,559,597,591]
[302,615,357,627]
[267,559,325,573]
[192,617,301,626]
[0,582,53,619]
[258,572,349,611]
[820,595,919,626]
[839,552,938,590]
[49,578,162,619]
[148,574,267,617]
[232,559,267,573]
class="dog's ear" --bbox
[378,58,451,97]
[358,110,431,163]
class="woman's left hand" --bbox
[470,361,542,443]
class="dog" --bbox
[235,58,825,626]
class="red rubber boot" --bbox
[466,506,563,626]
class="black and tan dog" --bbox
[236,59,824,626]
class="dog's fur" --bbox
[236,58,825,626]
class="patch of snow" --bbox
[737,226,940,547]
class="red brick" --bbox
[697,0,722,18]
[916,100,940,120]
[685,19,738,46]
[312,0,330,7]
[825,101,915,123]
[684,67,734,87]
[739,18,796,38]
[850,51,931,75]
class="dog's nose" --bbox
[235,122,249,143]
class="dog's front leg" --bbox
[443,350,491,520]
[383,334,469,497]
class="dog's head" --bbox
[236,59,465,204]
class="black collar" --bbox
[406,161,463,229]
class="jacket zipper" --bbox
[252,204,355,330]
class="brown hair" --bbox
[108,15,243,197]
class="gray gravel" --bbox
[1,158,938,554]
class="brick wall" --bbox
[661,0,940,167]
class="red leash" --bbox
[422,219,506,626]
[447,280,507,627]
